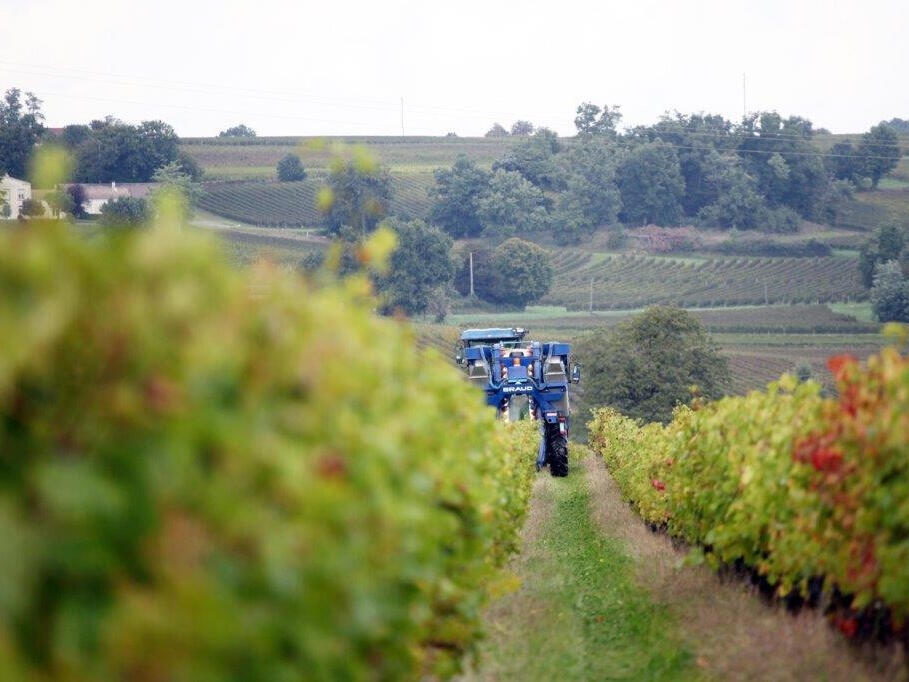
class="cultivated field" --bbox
[197,172,435,226]
[544,250,867,309]
[181,135,513,180]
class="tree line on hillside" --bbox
[434,104,902,245]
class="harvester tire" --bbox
[546,426,569,477]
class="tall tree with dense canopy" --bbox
[559,137,623,227]
[430,156,490,237]
[616,141,684,225]
[510,120,534,136]
[858,123,900,189]
[476,169,548,235]
[577,306,729,424]
[573,102,622,137]
[321,159,392,236]
[486,238,553,309]
[494,128,563,190]
[73,118,180,183]
[870,261,909,322]
[859,223,906,287]
[376,218,454,316]
[0,88,45,178]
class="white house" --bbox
[65,182,157,215]
[0,175,32,219]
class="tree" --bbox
[0,187,7,218]
[697,160,766,229]
[858,123,900,189]
[430,156,490,238]
[737,112,827,219]
[576,306,729,423]
[870,261,909,322]
[510,120,534,136]
[321,160,392,236]
[99,197,148,227]
[828,140,863,184]
[486,238,553,309]
[573,102,622,137]
[858,223,906,288]
[0,88,45,178]
[551,193,595,244]
[151,161,201,216]
[277,153,307,182]
[60,124,93,149]
[73,118,181,183]
[45,189,76,218]
[218,124,256,138]
[484,123,509,137]
[376,218,455,316]
[641,112,738,216]
[19,198,44,218]
[493,128,563,190]
[616,140,684,225]
[67,184,88,218]
[176,150,203,181]
[476,169,548,235]
[559,137,622,227]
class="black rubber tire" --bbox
[546,425,569,477]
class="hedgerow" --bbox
[589,342,909,635]
[0,220,536,680]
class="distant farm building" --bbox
[0,175,32,218]
[65,182,157,215]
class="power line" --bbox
[2,60,905,153]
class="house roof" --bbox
[0,175,31,188]
[63,183,157,200]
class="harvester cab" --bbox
[456,327,580,477]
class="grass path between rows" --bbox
[463,458,696,681]
[465,453,906,682]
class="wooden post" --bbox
[589,277,594,314]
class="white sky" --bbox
[2,0,907,137]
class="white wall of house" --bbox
[0,175,32,218]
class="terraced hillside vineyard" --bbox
[198,173,434,226]
[544,251,867,309]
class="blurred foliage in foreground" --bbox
[0,218,536,680]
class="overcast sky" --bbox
[3,0,907,137]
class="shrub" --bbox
[0,222,536,679]
[276,153,307,182]
[99,196,148,227]
[708,237,832,258]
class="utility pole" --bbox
[469,251,475,298]
[589,277,594,314]
[743,72,747,118]
[400,97,405,136]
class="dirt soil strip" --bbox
[584,455,908,682]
